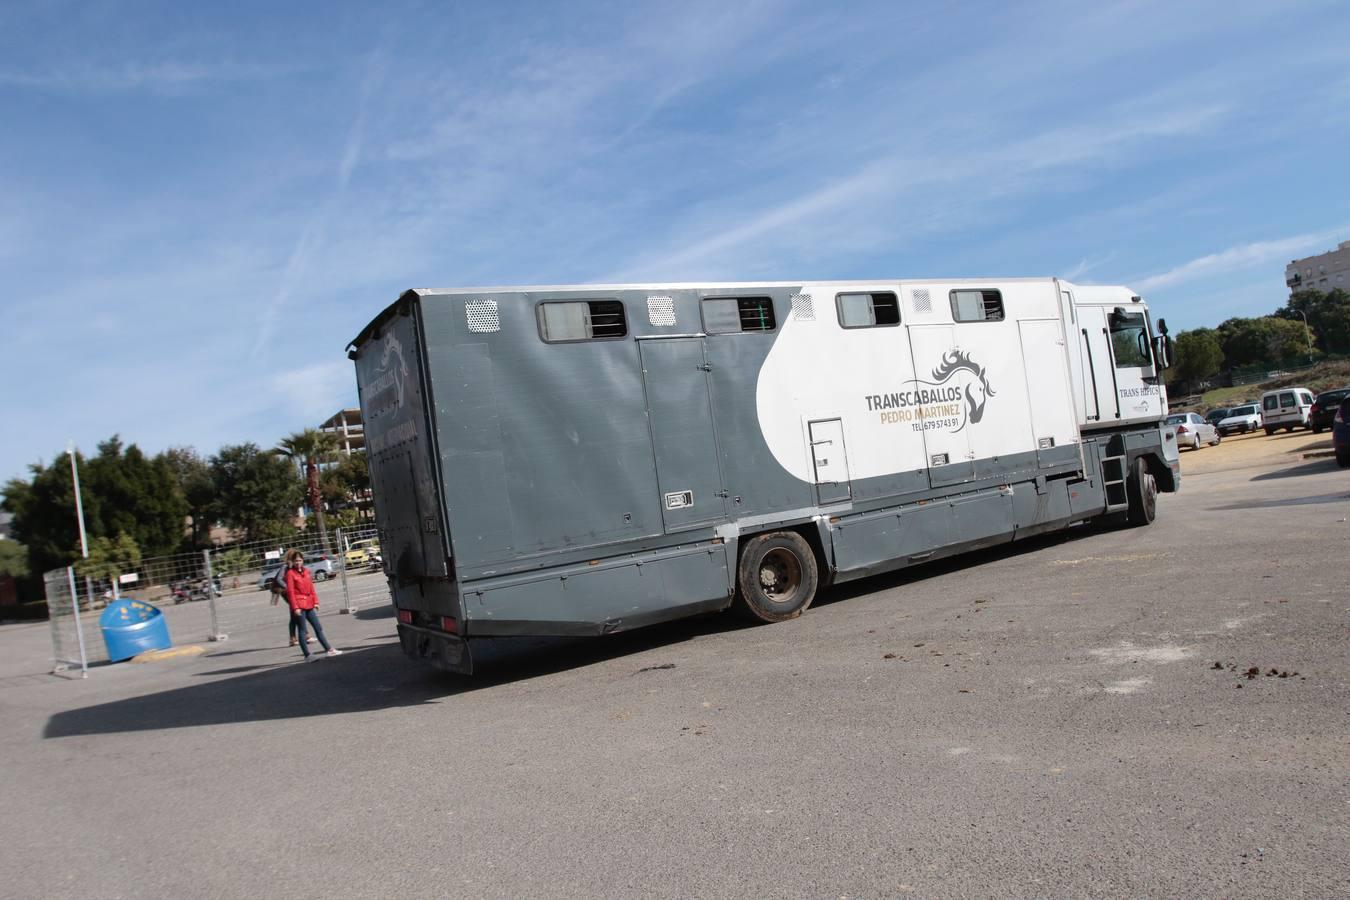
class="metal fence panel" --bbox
[44,567,96,676]
[41,524,396,675]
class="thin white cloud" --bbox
[609,98,1233,280]
[269,360,355,424]
[1135,229,1347,291]
[0,60,302,92]
[252,44,389,357]
[1063,252,1117,281]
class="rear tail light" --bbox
[440,616,459,634]
[1336,408,1345,424]
[396,609,413,625]
[1177,425,1188,433]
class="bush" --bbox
[0,601,49,622]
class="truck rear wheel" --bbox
[732,531,819,623]
[1126,457,1157,527]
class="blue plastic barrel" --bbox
[99,599,172,661]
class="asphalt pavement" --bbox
[1,436,1346,899]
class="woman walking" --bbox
[283,549,342,660]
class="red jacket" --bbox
[285,567,319,612]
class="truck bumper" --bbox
[396,623,473,675]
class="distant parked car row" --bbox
[1200,385,1350,439]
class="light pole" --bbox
[68,442,89,561]
[1290,308,1313,364]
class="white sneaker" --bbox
[303,654,317,662]
[326,648,343,657]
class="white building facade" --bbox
[1286,240,1350,293]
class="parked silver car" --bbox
[256,555,336,590]
[1165,412,1220,450]
[1216,404,1263,435]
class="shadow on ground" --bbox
[354,604,394,621]
[43,525,1097,739]
[1250,459,1342,480]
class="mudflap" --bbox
[397,624,473,675]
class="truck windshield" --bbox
[1109,311,1152,368]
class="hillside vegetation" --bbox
[1186,361,1350,411]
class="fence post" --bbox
[67,567,89,678]
[203,549,227,642]
[337,527,356,614]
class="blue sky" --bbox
[3,0,1349,483]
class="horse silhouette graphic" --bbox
[906,350,996,432]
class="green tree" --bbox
[1216,316,1315,368]
[75,531,141,585]
[209,443,304,542]
[1168,328,1224,386]
[320,451,370,507]
[275,429,339,554]
[2,451,95,575]
[160,447,217,549]
[82,437,188,558]
[0,541,30,579]
[1281,288,1350,355]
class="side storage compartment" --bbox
[462,542,733,636]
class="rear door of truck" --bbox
[351,297,451,598]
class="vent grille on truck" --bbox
[790,293,815,321]
[465,299,500,333]
[911,288,932,313]
[646,296,676,326]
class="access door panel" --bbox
[906,325,974,488]
[1018,318,1081,468]
[1078,306,1120,423]
[808,418,852,505]
[640,339,728,531]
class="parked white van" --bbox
[1260,386,1316,434]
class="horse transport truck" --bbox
[348,278,1179,674]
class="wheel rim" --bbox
[758,548,803,604]
[1142,470,1157,517]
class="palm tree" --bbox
[276,429,339,553]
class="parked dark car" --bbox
[1333,396,1350,468]
[1203,407,1231,427]
[1309,387,1350,434]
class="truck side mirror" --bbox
[1156,317,1168,335]
[1153,335,1173,369]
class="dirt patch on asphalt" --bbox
[1179,427,1333,476]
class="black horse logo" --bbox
[930,350,996,424]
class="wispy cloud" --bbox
[609,97,1234,280]
[1135,229,1347,291]
[270,360,354,423]
[0,60,302,93]
[1064,252,1117,281]
[252,43,390,357]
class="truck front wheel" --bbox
[732,531,819,623]
[1126,457,1157,527]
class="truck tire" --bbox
[732,531,819,623]
[1264,427,1275,436]
[1337,449,1350,469]
[1126,457,1157,527]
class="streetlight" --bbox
[1290,308,1313,364]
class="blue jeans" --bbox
[295,608,332,656]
